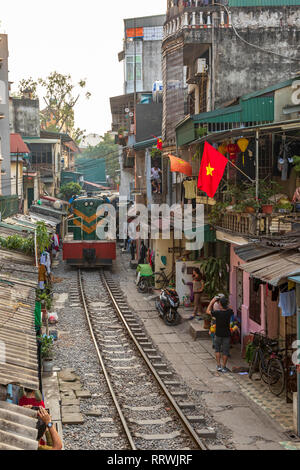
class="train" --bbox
[63,194,118,267]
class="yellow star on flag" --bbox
[206,163,215,176]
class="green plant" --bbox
[209,201,230,225]
[245,341,256,364]
[36,222,51,254]
[59,182,82,201]
[197,257,228,298]
[293,155,300,174]
[39,335,54,360]
[37,292,52,310]
[0,235,34,255]
[150,147,162,159]
[195,127,207,139]
[276,201,293,213]
[258,180,282,205]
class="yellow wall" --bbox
[10,161,23,196]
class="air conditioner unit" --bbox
[195,58,207,75]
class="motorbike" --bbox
[155,288,181,326]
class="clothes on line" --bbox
[278,290,297,317]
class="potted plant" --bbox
[259,180,282,214]
[39,335,54,373]
[276,200,293,214]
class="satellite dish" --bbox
[125,108,130,113]
[129,112,134,117]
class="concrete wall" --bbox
[0,35,11,195]
[213,26,300,109]
[143,40,163,91]
[9,98,40,137]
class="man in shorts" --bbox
[206,295,233,373]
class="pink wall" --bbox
[230,245,266,349]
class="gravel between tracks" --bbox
[51,257,233,450]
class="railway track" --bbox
[77,268,208,451]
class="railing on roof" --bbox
[214,210,295,237]
[165,2,231,37]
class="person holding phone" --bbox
[206,295,233,373]
[37,407,63,450]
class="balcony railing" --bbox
[164,7,231,39]
[214,211,296,237]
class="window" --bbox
[126,55,142,82]
[249,278,261,325]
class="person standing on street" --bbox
[189,268,205,320]
[206,295,233,373]
[138,241,147,265]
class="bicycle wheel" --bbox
[259,352,270,384]
[249,350,259,380]
[153,273,167,290]
[267,358,285,396]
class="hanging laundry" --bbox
[278,290,297,317]
[40,251,51,275]
[271,287,279,302]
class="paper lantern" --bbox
[237,138,249,166]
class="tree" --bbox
[17,72,90,142]
[39,72,91,136]
[17,77,38,100]
[59,182,82,201]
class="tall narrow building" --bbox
[162,0,300,149]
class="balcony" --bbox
[213,210,299,238]
[164,3,231,39]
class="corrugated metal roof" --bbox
[0,275,39,391]
[192,105,242,124]
[10,134,30,155]
[0,401,38,450]
[242,96,274,122]
[133,137,159,150]
[241,250,300,286]
[234,244,278,262]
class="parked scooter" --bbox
[155,288,181,326]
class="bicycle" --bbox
[153,267,176,290]
[248,332,285,396]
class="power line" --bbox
[214,3,300,62]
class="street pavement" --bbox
[113,247,295,450]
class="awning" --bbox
[241,250,300,286]
[64,141,79,153]
[168,154,192,177]
[84,181,110,190]
[289,275,300,284]
[10,134,30,156]
[234,244,279,262]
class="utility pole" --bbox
[16,149,19,197]
[133,16,137,133]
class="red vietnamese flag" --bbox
[197,142,228,198]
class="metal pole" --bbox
[16,150,19,196]
[134,18,137,132]
[255,130,259,200]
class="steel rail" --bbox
[78,269,137,450]
[101,271,208,451]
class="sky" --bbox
[0,0,165,137]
